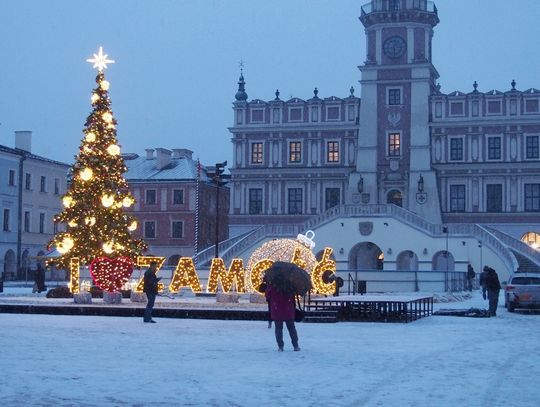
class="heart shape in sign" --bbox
[90,257,134,293]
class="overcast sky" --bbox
[2,0,540,167]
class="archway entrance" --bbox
[349,242,384,270]
[432,251,455,272]
[4,250,16,280]
[396,250,419,270]
[387,189,403,207]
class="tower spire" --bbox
[235,61,248,101]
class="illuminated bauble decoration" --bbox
[107,144,120,156]
[79,167,93,181]
[115,243,125,250]
[57,235,74,254]
[91,93,99,104]
[68,220,78,227]
[107,123,116,129]
[102,241,114,254]
[122,196,134,207]
[85,132,96,142]
[128,220,138,231]
[102,112,113,123]
[84,216,96,226]
[83,146,92,153]
[247,231,317,290]
[100,80,110,90]
[101,194,114,208]
[114,201,123,209]
[62,196,74,207]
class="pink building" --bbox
[124,148,229,265]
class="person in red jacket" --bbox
[265,283,300,351]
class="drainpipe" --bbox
[16,153,26,278]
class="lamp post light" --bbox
[207,161,231,259]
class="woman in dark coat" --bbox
[265,283,300,351]
[33,263,46,293]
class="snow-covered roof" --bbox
[124,154,211,182]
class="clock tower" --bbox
[348,0,441,223]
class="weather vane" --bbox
[87,46,115,71]
[239,59,245,73]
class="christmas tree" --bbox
[48,47,147,269]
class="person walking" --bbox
[485,266,501,317]
[466,264,475,292]
[33,263,46,293]
[143,261,161,323]
[479,266,489,300]
[265,282,300,352]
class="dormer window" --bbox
[326,106,340,121]
[250,108,264,123]
[289,107,303,122]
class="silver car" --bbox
[504,272,540,312]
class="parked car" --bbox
[504,272,540,312]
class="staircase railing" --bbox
[482,226,540,267]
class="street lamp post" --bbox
[207,161,231,259]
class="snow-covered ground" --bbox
[1,289,539,407]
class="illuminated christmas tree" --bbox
[48,47,147,269]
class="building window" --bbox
[8,169,15,186]
[450,102,464,116]
[144,221,156,239]
[273,108,280,123]
[486,184,503,213]
[488,137,501,160]
[289,107,303,121]
[435,102,442,118]
[54,178,60,195]
[171,221,183,238]
[450,138,463,161]
[249,188,263,215]
[173,189,184,205]
[487,100,501,114]
[287,188,303,215]
[326,106,340,120]
[509,99,517,115]
[40,176,46,192]
[236,110,243,125]
[24,211,30,232]
[388,88,401,105]
[450,185,466,212]
[289,142,302,163]
[525,184,540,212]
[25,173,31,190]
[250,108,264,123]
[39,213,45,234]
[327,141,339,163]
[389,0,400,10]
[526,136,539,159]
[348,105,355,121]
[3,209,9,231]
[325,188,340,210]
[145,189,157,205]
[471,100,479,116]
[53,222,58,234]
[251,142,263,164]
[525,99,539,113]
[311,106,319,122]
[388,133,401,157]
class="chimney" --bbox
[145,148,155,159]
[155,148,172,170]
[15,131,32,152]
[172,148,193,159]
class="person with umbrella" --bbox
[264,262,312,352]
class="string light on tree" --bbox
[48,46,146,273]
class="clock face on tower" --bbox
[383,36,406,59]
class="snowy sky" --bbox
[2,0,540,167]
[1,289,540,406]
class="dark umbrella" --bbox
[263,261,312,296]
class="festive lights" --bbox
[107,144,120,156]
[79,167,93,181]
[68,220,78,228]
[122,196,134,207]
[311,247,337,295]
[70,257,80,294]
[207,258,246,293]
[134,256,166,292]
[47,47,146,272]
[89,256,134,293]
[250,259,274,294]
[169,257,202,293]
[128,220,138,231]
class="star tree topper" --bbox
[86,46,115,71]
